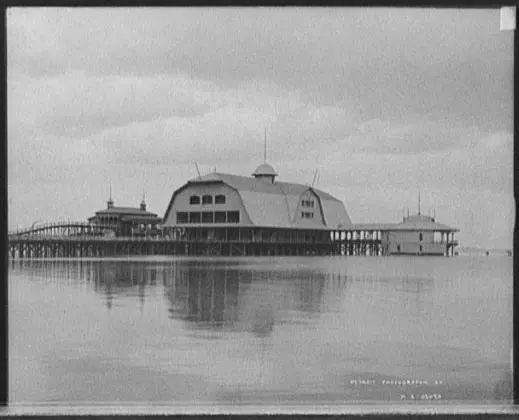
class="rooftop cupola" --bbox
[140,191,147,212]
[252,163,278,184]
[252,127,277,183]
[107,184,114,209]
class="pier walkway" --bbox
[8,221,382,258]
[9,220,458,258]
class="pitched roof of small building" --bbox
[397,214,457,231]
[120,215,162,223]
[94,206,160,218]
[351,214,458,232]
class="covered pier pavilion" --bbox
[330,213,459,257]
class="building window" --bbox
[215,194,226,204]
[301,211,314,219]
[419,233,423,241]
[301,200,315,208]
[397,245,401,252]
[227,211,240,223]
[419,245,423,252]
[202,211,214,223]
[202,195,213,205]
[215,211,226,223]
[190,195,200,205]
[176,212,188,223]
[189,212,201,223]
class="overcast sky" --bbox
[7,7,514,249]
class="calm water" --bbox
[9,256,513,407]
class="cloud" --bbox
[317,117,480,160]
[447,130,514,193]
[8,9,512,85]
[314,129,512,195]
[351,119,463,155]
[8,73,224,139]
[8,8,512,143]
[9,67,358,170]
[76,97,359,169]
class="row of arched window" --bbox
[190,194,226,205]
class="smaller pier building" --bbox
[88,193,162,237]
[345,213,458,257]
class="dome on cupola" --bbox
[252,163,278,177]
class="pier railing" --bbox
[9,235,342,245]
[9,221,114,237]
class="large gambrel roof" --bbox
[163,172,352,229]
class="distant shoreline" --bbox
[456,248,512,256]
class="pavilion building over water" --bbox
[347,212,459,257]
[88,193,162,237]
[161,160,458,256]
[9,161,458,258]
[161,161,353,255]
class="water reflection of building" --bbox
[92,262,158,309]
[165,265,240,327]
[164,263,349,337]
[18,260,161,310]
[14,259,95,287]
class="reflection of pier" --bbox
[92,262,158,309]
[166,265,240,326]
[164,264,348,336]
[10,259,160,310]
[11,259,351,326]
[92,262,158,289]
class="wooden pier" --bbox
[8,235,383,258]
[8,221,457,259]
[8,222,383,259]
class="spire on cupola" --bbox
[252,126,278,184]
